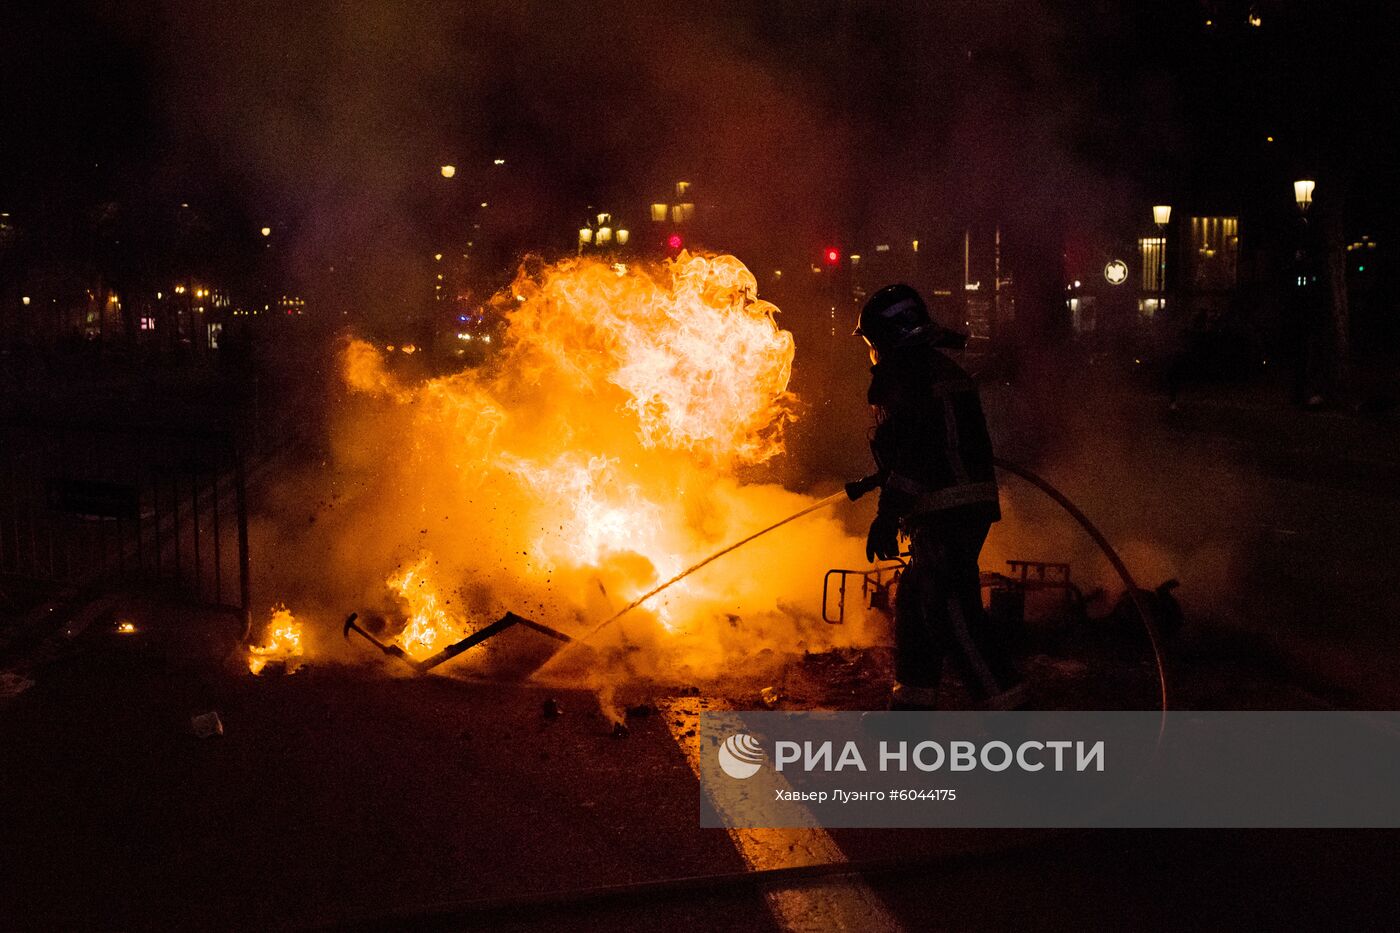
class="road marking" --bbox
[661,697,902,933]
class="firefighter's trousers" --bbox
[894,517,1020,701]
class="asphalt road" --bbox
[3,616,1398,931]
[5,377,1400,930]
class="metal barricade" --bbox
[0,420,250,626]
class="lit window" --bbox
[1139,237,1166,292]
[1188,217,1240,290]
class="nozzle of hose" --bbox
[845,473,882,501]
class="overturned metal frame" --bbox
[822,558,906,624]
[979,559,1089,621]
[343,610,573,673]
[822,557,1086,626]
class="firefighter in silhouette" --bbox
[846,284,1026,710]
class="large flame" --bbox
[336,252,863,678]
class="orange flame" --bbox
[387,554,470,659]
[247,605,305,675]
[339,252,863,678]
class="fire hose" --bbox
[570,491,849,644]
[990,458,1169,717]
[543,459,1170,720]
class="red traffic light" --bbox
[667,234,683,250]
[824,247,840,265]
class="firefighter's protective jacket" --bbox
[868,345,1000,527]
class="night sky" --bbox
[2,1,1396,286]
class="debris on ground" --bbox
[252,658,306,677]
[191,711,225,738]
[542,698,563,719]
[1104,579,1184,639]
[610,722,630,739]
[759,686,780,708]
[1,671,35,698]
[1027,655,1090,678]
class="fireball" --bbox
[335,252,864,680]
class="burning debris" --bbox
[343,609,574,673]
[387,555,469,660]
[246,606,305,676]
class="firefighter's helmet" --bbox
[854,284,967,353]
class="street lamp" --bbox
[577,212,630,256]
[1290,178,1321,405]
[1152,205,1172,227]
[440,164,456,179]
[1293,179,1315,214]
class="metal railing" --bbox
[0,419,250,626]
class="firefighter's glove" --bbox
[845,473,880,502]
[866,513,901,562]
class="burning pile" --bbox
[247,605,305,675]
[309,252,866,682]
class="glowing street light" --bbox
[1152,205,1172,227]
[440,164,456,178]
[616,228,629,246]
[260,226,271,237]
[1293,179,1316,213]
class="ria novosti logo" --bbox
[717,733,766,779]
